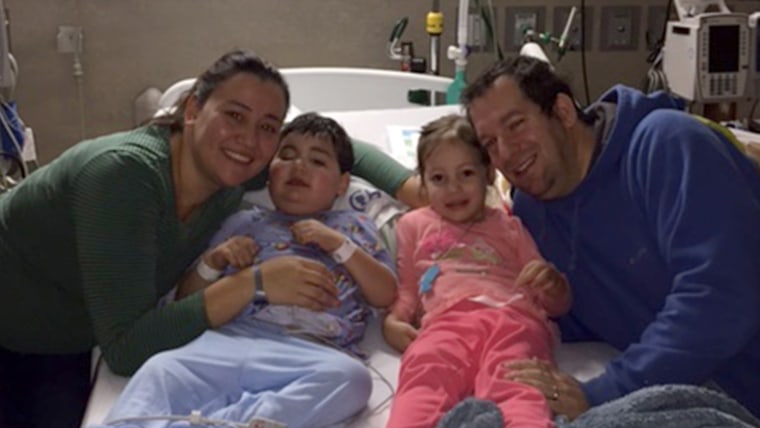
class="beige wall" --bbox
[6,0,760,163]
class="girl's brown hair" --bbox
[416,114,490,180]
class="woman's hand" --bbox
[290,219,344,253]
[395,175,427,208]
[177,236,259,300]
[258,256,340,311]
[382,312,418,353]
[516,260,572,317]
[504,358,589,421]
[204,236,259,270]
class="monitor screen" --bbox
[708,25,740,73]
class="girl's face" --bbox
[422,138,493,224]
[184,72,287,190]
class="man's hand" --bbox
[505,358,589,421]
[290,219,345,253]
[382,312,419,354]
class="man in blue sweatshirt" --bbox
[461,55,760,419]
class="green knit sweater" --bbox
[0,126,411,376]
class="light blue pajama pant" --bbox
[99,320,372,428]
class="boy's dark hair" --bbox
[280,112,354,173]
[149,49,290,132]
[416,114,489,181]
[461,56,595,125]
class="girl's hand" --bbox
[290,219,345,253]
[203,236,259,270]
[382,313,419,353]
[516,260,572,317]
[257,256,340,311]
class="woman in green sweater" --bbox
[0,49,418,428]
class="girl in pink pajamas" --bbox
[384,114,572,428]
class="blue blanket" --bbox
[439,384,760,428]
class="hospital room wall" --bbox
[5,0,760,164]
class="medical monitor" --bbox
[663,13,750,102]
[708,25,739,73]
[750,13,760,99]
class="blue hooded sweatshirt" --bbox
[513,85,760,416]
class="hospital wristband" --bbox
[252,267,266,301]
[331,239,358,264]
[196,259,223,282]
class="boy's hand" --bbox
[256,256,340,310]
[290,219,345,253]
[516,260,572,317]
[383,313,419,354]
[204,236,259,271]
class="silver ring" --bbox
[550,384,560,401]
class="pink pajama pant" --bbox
[386,300,556,428]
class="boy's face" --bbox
[268,133,350,215]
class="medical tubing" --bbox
[0,101,26,177]
[0,150,24,181]
[456,0,469,68]
[101,316,394,428]
[557,6,577,57]
[104,412,286,428]
[580,0,591,105]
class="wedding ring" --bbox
[550,384,560,401]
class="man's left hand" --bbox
[504,358,590,420]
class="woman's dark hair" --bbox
[280,112,354,173]
[416,114,490,181]
[461,56,595,125]
[149,49,290,132]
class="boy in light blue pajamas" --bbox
[97,113,397,428]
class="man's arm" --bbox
[583,111,760,405]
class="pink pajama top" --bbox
[392,206,564,330]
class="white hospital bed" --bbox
[82,68,619,428]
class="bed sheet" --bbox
[81,315,618,428]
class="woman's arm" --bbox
[351,139,426,208]
[72,152,209,376]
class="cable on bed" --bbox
[100,316,396,428]
[104,410,286,428]
[249,316,398,426]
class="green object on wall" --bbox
[446,70,466,105]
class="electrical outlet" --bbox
[505,7,546,51]
[467,9,497,53]
[600,6,640,51]
[553,6,594,52]
[645,6,669,51]
[57,25,83,54]
[456,5,497,53]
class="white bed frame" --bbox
[82,68,619,428]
